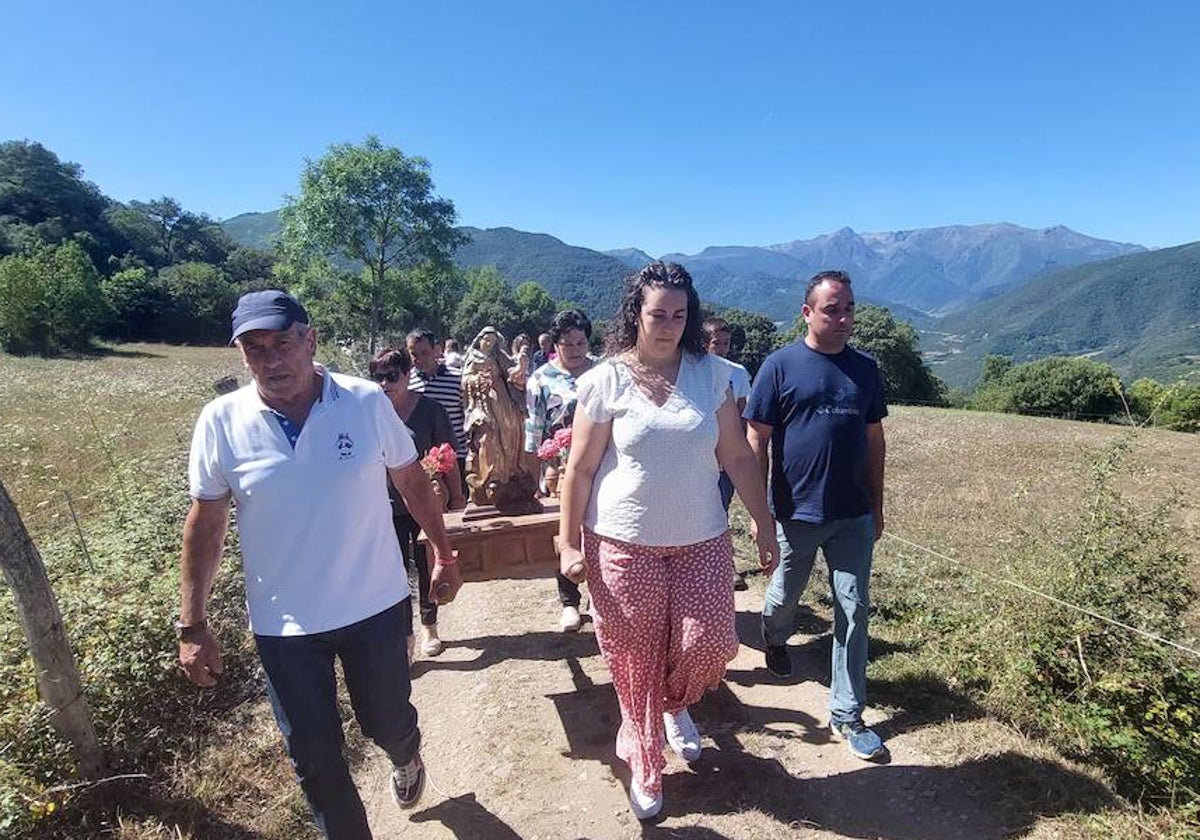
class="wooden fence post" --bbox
[0,476,104,778]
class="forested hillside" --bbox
[928,242,1200,387]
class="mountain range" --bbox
[221,212,1197,387]
[222,212,1139,320]
[646,223,1143,316]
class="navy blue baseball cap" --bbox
[230,290,309,343]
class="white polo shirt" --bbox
[188,369,417,636]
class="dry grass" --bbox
[0,344,243,538]
[882,405,1200,615]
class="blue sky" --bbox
[3,1,1197,255]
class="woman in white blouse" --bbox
[558,261,778,820]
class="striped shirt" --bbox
[409,364,467,457]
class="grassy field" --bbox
[2,345,1198,837]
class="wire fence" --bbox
[880,530,1200,660]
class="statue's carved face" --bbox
[480,333,497,353]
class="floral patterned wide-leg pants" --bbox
[583,529,738,797]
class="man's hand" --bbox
[179,627,224,687]
[750,517,779,575]
[560,545,586,584]
[430,556,462,604]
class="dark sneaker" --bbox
[733,571,749,591]
[764,643,793,678]
[830,719,886,760]
[390,754,425,809]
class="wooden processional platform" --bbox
[419,499,561,583]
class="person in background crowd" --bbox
[702,316,753,591]
[511,332,535,376]
[179,290,461,839]
[442,337,464,371]
[531,331,554,369]
[745,269,888,762]
[523,309,596,631]
[558,263,778,820]
[370,346,465,660]
[701,316,751,511]
[407,328,469,496]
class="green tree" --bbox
[974,356,1124,421]
[980,354,1013,387]
[101,266,170,340]
[406,263,467,340]
[280,136,467,352]
[157,262,238,344]
[223,246,277,288]
[0,241,106,353]
[451,266,522,341]
[1129,377,1200,432]
[512,280,559,339]
[128,197,184,263]
[0,141,118,267]
[851,307,945,404]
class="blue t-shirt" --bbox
[744,341,887,523]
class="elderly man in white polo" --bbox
[176,289,460,839]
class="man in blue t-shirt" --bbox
[744,269,888,762]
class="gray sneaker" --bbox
[830,719,886,760]
[390,754,425,809]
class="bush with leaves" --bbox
[1128,378,1200,433]
[972,355,1125,421]
[0,461,253,837]
[0,241,107,354]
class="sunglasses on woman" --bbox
[371,370,402,383]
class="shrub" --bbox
[971,356,1125,421]
[0,460,252,837]
[0,242,106,354]
[1129,378,1200,433]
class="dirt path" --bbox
[355,578,1055,839]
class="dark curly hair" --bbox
[605,261,704,356]
[548,308,593,344]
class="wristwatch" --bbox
[174,618,208,638]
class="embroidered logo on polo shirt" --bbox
[336,432,355,460]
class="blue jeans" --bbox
[256,600,420,840]
[762,515,875,725]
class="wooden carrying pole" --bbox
[0,476,103,778]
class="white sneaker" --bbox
[420,625,444,657]
[663,708,702,763]
[629,780,663,820]
[559,605,582,632]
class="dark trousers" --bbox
[256,601,420,840]
[393,515,438,626]
[557,572,581,608]
[718,471,735,512]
